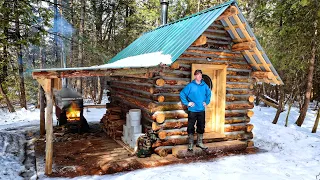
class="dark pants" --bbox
[187,111,205,134]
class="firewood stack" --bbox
[100,107,126,139]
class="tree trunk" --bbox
[0,1,15,113]
[272,85,284,124]
[0,83,15,113]
[296,17,318,126]
[311,108,320,133]
[285,101,293,127]
[77,0,85,94]
[15,2,27,109]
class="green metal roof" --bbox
[108,0,235,64]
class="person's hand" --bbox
[188,102,195,107]
[203,102,207,107]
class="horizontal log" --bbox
[202,33,232,41]
[226,102,254,110]
[192,35,207,46]
[110,86,152,100]
[153,87,184,94]
[226,95,251,102]
[180,52,245,61]
[204,28,227,34]
[151,110,188,121]
[187,46,239,54]
[159,72,191,79]
[149,102,187,112]
[227,71,250,76]
[185,49,243,58]
[225,132,253,140]
[110,81,154,94]
[152,134,225,148]
[158,127,188,140]
[206,39,230,45]
[226,83,251,89]
[224,124,247,132]
[225,117,250,124]
[153,93,181,102]
[111,94,151,113]
[109,76,153,84]
[232,41,256,51]
[32,66,166,79]
[227,77,252,83]
[176,60,251,70]
[226,89,253,95]
[162,79,190,86]
[251,71,273,79]
[152,118,188,131]
[152,136,188,148]
[209,22,224,29]
[154,146,173,157]
[225,110,248,117]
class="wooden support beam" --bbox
[251,71,273,80]
[222,16,242,41]
[44,79,53,175]
[232,14,253,41]
[217,6,238,20]
[232,41,256,51]
[32,66,166,79]
[242,50,261,71]
[252,47,280,84]
[191,35,207,46]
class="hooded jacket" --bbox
[180,80,211,112]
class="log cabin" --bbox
[32,0,283,174]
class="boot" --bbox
[196,134,208,150]
[188,134,194,151]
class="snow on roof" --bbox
[95,52,173,69]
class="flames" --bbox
[66,102,81,121]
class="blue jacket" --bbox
[180,80,211,112]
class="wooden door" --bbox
[192,64,227,135]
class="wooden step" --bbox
[172,140,247,158]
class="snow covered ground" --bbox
[0,104,319,180]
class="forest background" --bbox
[0,0,319,129]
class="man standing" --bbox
[180,69,211,151]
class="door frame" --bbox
[191,64,227,134]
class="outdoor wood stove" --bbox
[55,87,89,133]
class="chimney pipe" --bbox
[160,0,169,25]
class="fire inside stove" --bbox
[66,101,81,122]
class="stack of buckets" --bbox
[122,109,144,149]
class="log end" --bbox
[246,124,254,133]
[158,131,167,140]
[156,113,166,124]
[157,95,165,103]
[247,110,254,118]
[248,96,255,103]
[156,79,165,87]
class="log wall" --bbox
[107,21,254,156]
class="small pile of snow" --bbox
[96,52,172,68]
[0,132,26,180]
